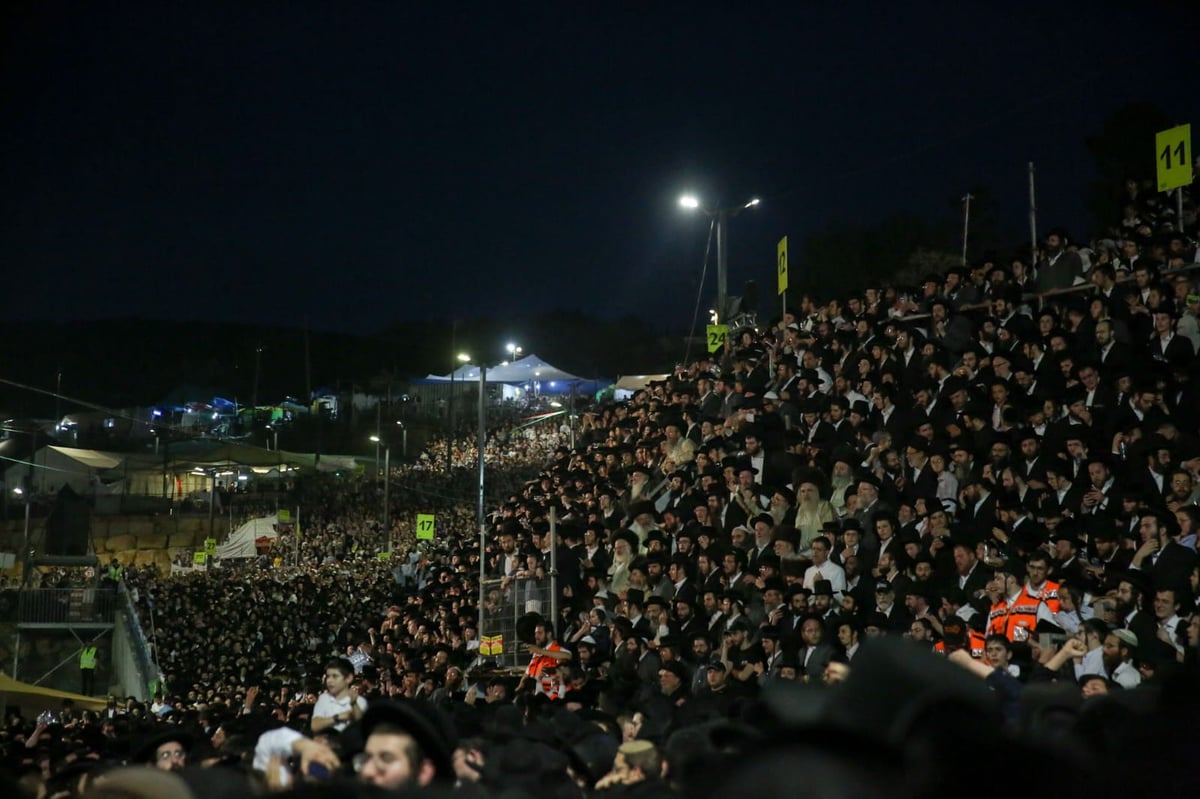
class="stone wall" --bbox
[1,514,216,578]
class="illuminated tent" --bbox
[420,354,607,396]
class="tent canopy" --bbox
[165,440,315,470]
[47,446,124,471]
[423,353,586,384]
[162,440,359,472]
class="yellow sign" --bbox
[1156,124,1192,192]
[204,538,217,555]
[777,236,789,295]
[193,551,207,565]
[278,509,291,522]
[376,551,391,561]
[480,635,504,656]
[706,324,728,354]
[416,513,436,540]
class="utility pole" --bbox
[961,193,974,267]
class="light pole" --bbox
[449,352,471,470]
[505,342,522,363]
[476,364,486,535]
[14,485,31,587]
[369,435,391,553]
[679,194,761,325]
[396,420,407,459]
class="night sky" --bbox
[3,2,1196,335]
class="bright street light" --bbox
[457,353,471,363]
[677,192,762,326]
[367,434,392,551]
[506,343,522,358]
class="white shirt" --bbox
[1160,615,1184,652]
[1111,660,1141,689]
[802,560,847,597]
[253,727,304,787]
[312,691,367,732]
[1073,646,1105,680]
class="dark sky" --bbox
[3,1,1196,335]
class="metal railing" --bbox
[113,583,159,700]
[895,262,1200,323]
[14,588,117,625]
[478,575,552,669]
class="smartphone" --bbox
[308,763,333,780]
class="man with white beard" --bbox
[828,455,857,517]
[793,480,836,557]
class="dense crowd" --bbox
[3,191,1200,799]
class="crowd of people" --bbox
[3,189,1200,798]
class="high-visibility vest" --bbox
[934,630,988,660]
[1023,581,1060,614]
[80,646,97,669]
[108,564,124,582]
[988,596,1041,642]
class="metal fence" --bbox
[113,584,159,700]
[478,575,553,669]
[15,588,117,625]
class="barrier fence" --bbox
[15,588,117,625]
[478,575,553,670]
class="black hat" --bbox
[135,727,193,764]
[626,588,646,607]
[660,660,687,681]
[362,700,457,783]
[813,579,835,597]
[659,634,684,652]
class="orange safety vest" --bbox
[988,595,1042,642]
[1022,581,1060,614]
[934,630,988,660]
[527,641,564,692]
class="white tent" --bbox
[216,515,280,559]
[3,446,125,496]
[423,353,585,384]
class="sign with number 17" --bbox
[416,513,436,541]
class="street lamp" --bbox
[396,420,407,459]
[506,342,522,362]
[449,353,471,470]
[13,485,31,586]
[678,193,761,325]
[369,435,391,553]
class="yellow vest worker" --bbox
[80,645,98,695]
